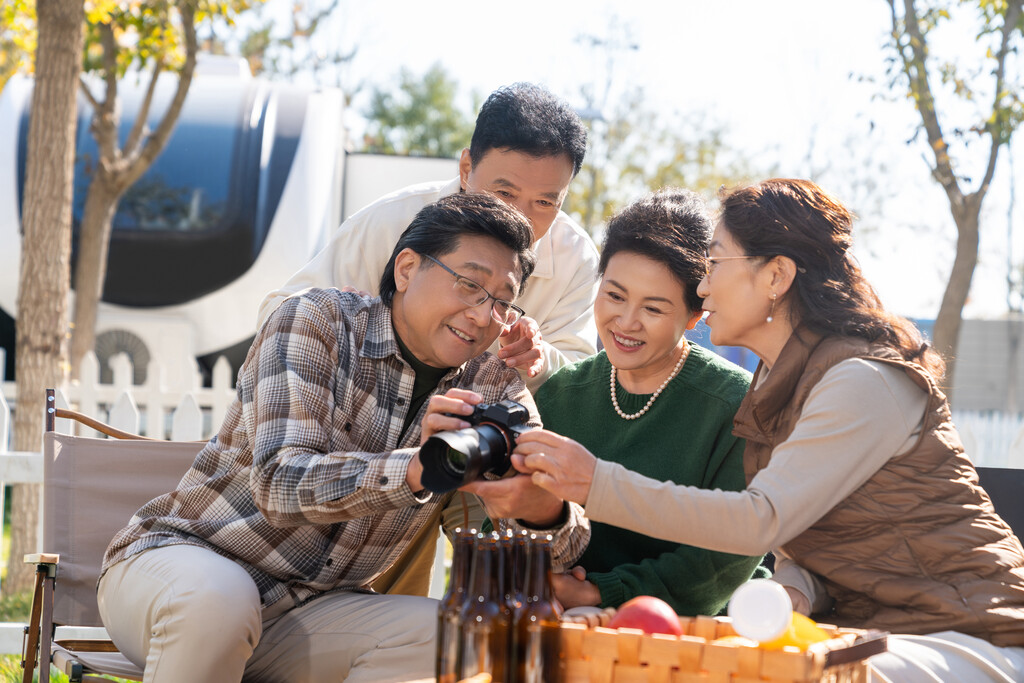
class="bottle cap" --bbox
[727,579,792,642]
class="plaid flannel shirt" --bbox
[102,289,589,611]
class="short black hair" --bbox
[469,83,587,177]
[600,188,712,313]
[379,193,537,305]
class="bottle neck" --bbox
[512,530,530,596]
[445,529,475,601]
[524,538,555,602]
[468,534,503,601]
[500,532,515,603]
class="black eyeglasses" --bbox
[422,254,525,327]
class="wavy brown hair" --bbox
[719,178,945,381]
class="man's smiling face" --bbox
[460,147,574,243]
[390,235,522,368]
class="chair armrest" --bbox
[24,553,61,566]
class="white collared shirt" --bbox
[258,178,600,391]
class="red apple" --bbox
[606,596,683,636]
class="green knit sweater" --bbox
[535,344,763,616]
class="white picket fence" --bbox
[1,349,235,444]
[953,411,1024,469]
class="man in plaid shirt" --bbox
[98,193,590,683]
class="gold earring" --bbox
[767,293,777,323]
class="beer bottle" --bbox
[514,534,564,683]
[511,528,530,612]
[505,528,528,672]
[436,527,475,683]
[501,529,525,619]
[459,532,511,683]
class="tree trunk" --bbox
[69,178,120,380]
[931,204,981,405]
[9,0,83,593]
[67,0,199,379]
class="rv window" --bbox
[71,84,241,235]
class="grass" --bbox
[0,591,30,624]
[0,656,70,683]
[0,590,56,683]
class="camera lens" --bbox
[420,424,513,493]
[443,445,468,476]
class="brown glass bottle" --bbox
[510,528,530,614]
[458,532,511,683]
[504,528,528,673]
[513,534,564,683]
[436,527,475,683]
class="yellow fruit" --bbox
[714,635,759,646]
[758,613,831,651]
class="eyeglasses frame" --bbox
[703,253,761,277]
[703,251,808,277]
[421,253,525,327]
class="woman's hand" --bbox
[783,585,812,616]
[513,429,598,505]
[552,566,601,609]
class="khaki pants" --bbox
[869,631,1024,683]
[97,545,437,683]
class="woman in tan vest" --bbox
[514,178,1024,681]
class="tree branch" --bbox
[93,21,120,170]
[123,60,163,157]
[293,0,340,37]
[892,0,964,209]
[976,0,1023,201]
[121,0,197,190]
[78,77,99,110]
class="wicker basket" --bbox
[557,614,887,683]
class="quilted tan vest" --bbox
[732,329,1024,646]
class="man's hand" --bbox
[407,388,483,490]
[460,473,564,528]
[418,388,482,445]
[340,285,372,297]
[552,566,601,609]
[512,429,597,505]
[498,316,544,378]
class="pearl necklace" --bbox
[610,344,690,420]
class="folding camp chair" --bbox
[977,465,1024,542]
[21,389,204,683]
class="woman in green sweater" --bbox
[530,188,763,616]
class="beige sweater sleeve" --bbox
[585,359,929,557]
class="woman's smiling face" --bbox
[595,251,696,387]
[697,222,772,350]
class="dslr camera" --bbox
[420,399,533,493]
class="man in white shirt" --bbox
[259,83,600,395]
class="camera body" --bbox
[463,399,533,439]
[420,399,533,493]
